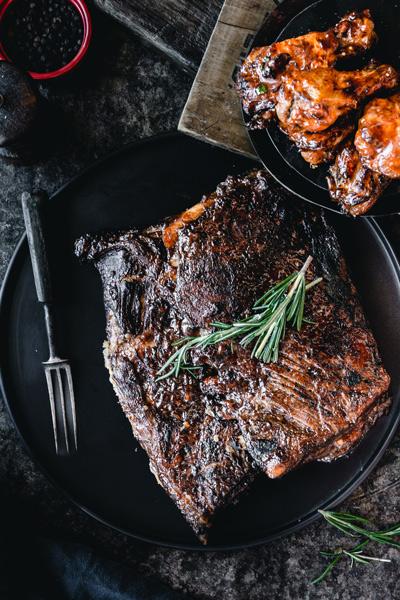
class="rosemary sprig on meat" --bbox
[156,256,322,381]
[312,510,399,584]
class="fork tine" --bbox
[55,367,70,455]
[64,364,77,451]
[43,360,77,455]
[45,368,59,455]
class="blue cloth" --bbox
[1,537,188,600]
[0,495,188,600]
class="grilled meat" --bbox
[275,63,398,134]
[237,10,377,128]
[237,9,398,170]
[327,141,390,216]
[327,94,400,214]
[76,171,390,539]
[275,62,398,166]
[281,114,356,166]
[76,221,258,542]
[355,93,400,179]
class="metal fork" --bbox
[21,191,77,456]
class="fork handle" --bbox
[22,191,58,359]
[21,191,52,304]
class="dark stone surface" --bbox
[0,8,400,600]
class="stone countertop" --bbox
[0,8,400,600]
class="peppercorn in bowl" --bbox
[0,0,92,79]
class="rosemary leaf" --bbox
[320,510,400,549]
[311,554,342,585]
[312,511,397,584]
[156,256,322,381]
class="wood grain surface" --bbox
[93,0,224,71]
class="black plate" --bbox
[1,133,400,550]
[245,0,400,216]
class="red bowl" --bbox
[0,0,92,79]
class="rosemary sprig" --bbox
[156,256,322,381]
[312,510,398,584]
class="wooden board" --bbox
[178,0,281,157]
[93,0,224,72]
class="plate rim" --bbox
[1,132,400,551]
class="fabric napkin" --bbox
[0,493,188,600]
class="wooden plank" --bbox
[93,0,224,71]
[178,0,279,157]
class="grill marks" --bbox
[76,170,390,540]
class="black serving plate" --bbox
[245,0,400,216]
[1,133,400,550]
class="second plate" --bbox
[245,0,400,216]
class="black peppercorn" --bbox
[1,0,84,73]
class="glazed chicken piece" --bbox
[328,93,400,215]
[355,93,400,178]
[237,10,377,128]
[275,63,399,134]
[327,141,390,216]
[281,115,356,166]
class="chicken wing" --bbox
[328,93,400,214]
[355,93,400,178]
[327,141,390,216]
[281,115,356,166]
[276,63,399,134]
[237,10,377,127]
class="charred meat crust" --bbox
[327,141,390,216]
[75,170,390,540]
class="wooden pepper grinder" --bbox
[0,60,50,162]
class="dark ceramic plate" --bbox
[1,133,400,550]
[245,0,400,216]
